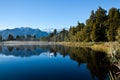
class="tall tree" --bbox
[53,29,57,35]
[107,8,120,41]
[91,7,107,42]
[76,21,85,32]
[85,10,96,41]
[58,28,68,41]
[0,35,2,42]
[16,35,20,40]
[91,22,99,42]
[8,34,14,41]
[95,7,107,23]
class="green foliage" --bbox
[107,22,117,41]
[56,28,69,42]
[41,7,120,42]
[116,27,120,42]
[91,22,99,42]
[95,7,107,23]
[106,8,120,41]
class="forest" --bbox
[41,7,120,42]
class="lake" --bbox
[0,45,111,80]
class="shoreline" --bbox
[56,41,120,72]
[0,41,119,54]
[0,41,56,46]
[56,42,120,56]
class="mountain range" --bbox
[0,27,49,40]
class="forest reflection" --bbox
[48,45,111,80]
[0,45,111,80]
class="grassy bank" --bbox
[56,42,120,55]
[56,42,94,47]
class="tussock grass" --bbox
[56,42,94,47]
[91,44,110,53]
[57,42,120,53]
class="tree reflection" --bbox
[7,46,14,52]
[0,45,113,80]
[48,45,111,80]
[0,45,48,57]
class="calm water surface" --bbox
[0,45,111,80]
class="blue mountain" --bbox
[0,27,49,40]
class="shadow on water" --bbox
[0,45,118,80]
[48,45,111,80]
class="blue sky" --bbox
[0,0,120,31]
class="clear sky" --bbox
[0,0,120,31]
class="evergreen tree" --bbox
[85,10,96,41]
[76,21,84,32]
[42,7,120,42]
[95,7,107,23]
[107,8,120,41]
[91,22,99,42]
[91,7,107,42]
[8,34,14,41]
[0,35,2,42]
[53,29,57,35]
[16,35,20,40]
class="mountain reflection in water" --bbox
[0,45,111,80]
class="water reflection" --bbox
[0,45,112,80]
[48,45,111,80]
[0,46,48,57]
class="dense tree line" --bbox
[0,34,37,41]
[41,7,120,42]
